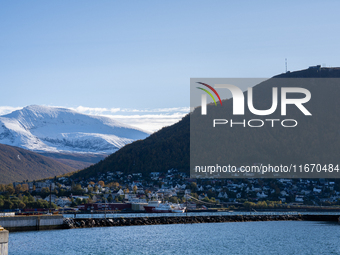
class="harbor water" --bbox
[9,220,340,254]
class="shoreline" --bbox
[2,213,339,232]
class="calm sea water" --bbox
[9,221,340,255]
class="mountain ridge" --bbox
[0,105,150,154]
[0,143,77,184]
[70,66,340,180]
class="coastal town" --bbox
[1,168,340,213]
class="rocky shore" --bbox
[63,214,311,229]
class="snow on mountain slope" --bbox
[0,105,150,154]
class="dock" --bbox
[0,215,64,232]
[0,226,8,255]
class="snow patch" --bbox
[0,105,150,154]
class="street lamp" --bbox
[104,197,107,219]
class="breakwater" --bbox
[2,214,339,232]
[0,215,64,232]
[63,214,306,229]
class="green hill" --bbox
[191,68,340,178]
[72,113,189,179]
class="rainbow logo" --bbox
[196,82,223,106]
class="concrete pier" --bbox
[0,226,8,255]
[0,215,64,232]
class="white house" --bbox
[218,192,228,199]
[313,188,322,193]
[43,194,57,203]
[71,195,89,201]
[55,197,72,207]
[295,195,304,202]
[117,189,124,195]
[197,186,204,192]
[256,192,268,198]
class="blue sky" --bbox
[0,1,339,131]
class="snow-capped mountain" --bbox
[0,105,150,154]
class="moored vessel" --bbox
[144,200,162,213]
[144,201,186,213]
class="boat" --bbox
[144,200,162,213]
[144,201,186,213]
[171,203,186,213]
[152,203,172,213]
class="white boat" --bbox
[152,203,172,213]
[144,200,162,213]
[144,201,186,213]
[170,203,186,213]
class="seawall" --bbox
[0,215,64,232]
[64,214,305,229]
[63,214,340,229]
